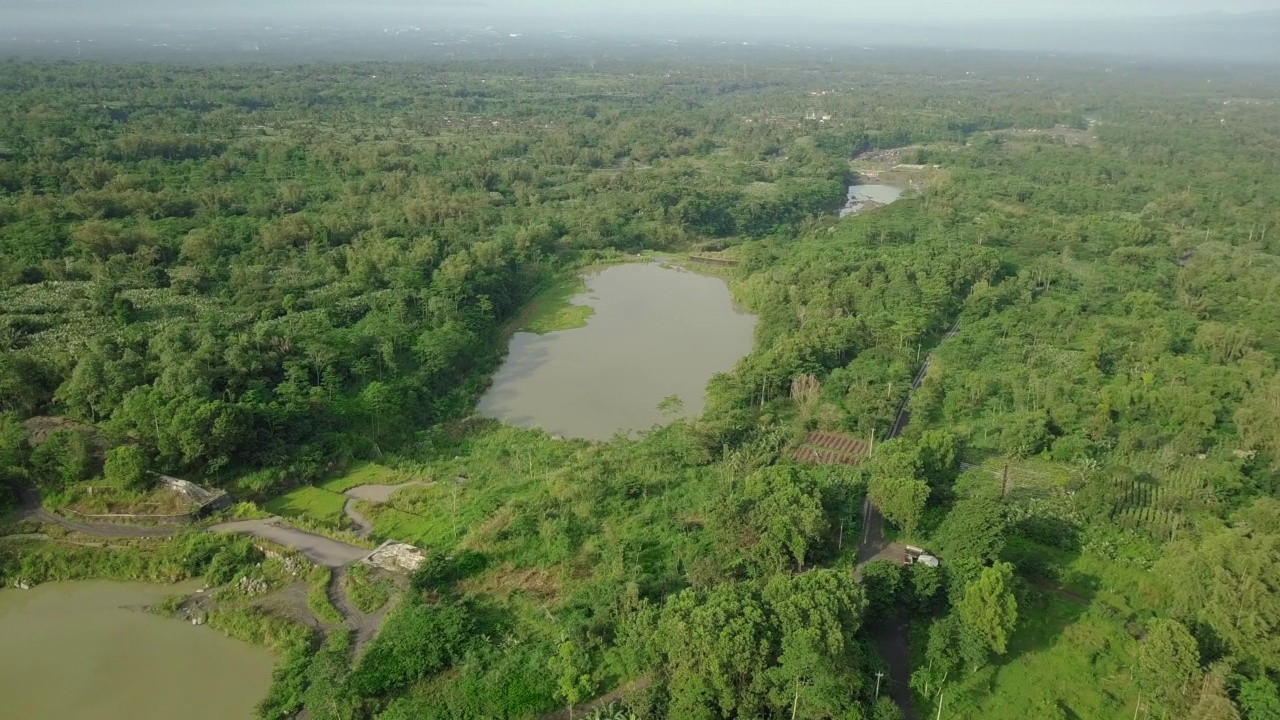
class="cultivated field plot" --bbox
[791,431,870,466]
[959,453,1073,500]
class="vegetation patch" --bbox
[263,486,349,527]
[64,484,197,517]
[306,565,344,624]
[206,606,315,720]
[318,463,403,494]
[343,562,393,614]
[932,590,1137,719]
[512,274,594,335]
[365,504,441,547]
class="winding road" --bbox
[338,481,429,539]
[857,319,960,720]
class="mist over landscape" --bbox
[3,0,1280,719]
[5,0,1280,62]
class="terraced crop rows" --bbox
[791,431,870,466]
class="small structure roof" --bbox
[362,540,428,573]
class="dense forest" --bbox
[1,48,1278,720]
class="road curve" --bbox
[339,481,430,539]
[209,519,369,567]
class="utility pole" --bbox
[874,671,884,701]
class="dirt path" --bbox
[209,519,368,567]
[326,566,390,657]
[339,482,429,538]
[341,499,374,538]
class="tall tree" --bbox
[1137,618,1201,719]
[711,465,828,575]
[866,440,930,537]
[955,562,1018,669]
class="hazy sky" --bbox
[5,0,1280,23]
[474,0,1280,20]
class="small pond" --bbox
[839,184,905,217]
[0,581,275,720]
[478,262,757,440]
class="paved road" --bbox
[858,319,960,720]
[209,519,369,567]
[342,481,429,503]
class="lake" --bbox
[478,262,756,440]
[0,581,275,720]
[839,184,905,217]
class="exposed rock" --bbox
[236,575,270,597]
[362,540,429,573]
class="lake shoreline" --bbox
[478,261,757,441]
[0,579,276,719]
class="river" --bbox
[0,581,274,719]
[478,261,756,440]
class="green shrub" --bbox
[344,562,392,613]
[350,598,473,697]
[307,565,344,624]
[206,540,264,585]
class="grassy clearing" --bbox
[365,504,442,547]
[263,485,348,526]
[510,274,593,335]
[344,562,392,613]
[367,425,577,550]
[319,462,403,493]
[307,565,344,624]
[959,452,1073,500]
[921,538,1159,720]
[935,591,1137,720]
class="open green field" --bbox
[263,486,348,526]
[919,530,1165,719]
[368,425,576,550]
[317,463,404,494]
[935,591,1138,719]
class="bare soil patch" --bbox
[460,562,561,604]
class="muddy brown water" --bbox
[839,184,905,217]
[0,581,274,719]
[479,262,756,441]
